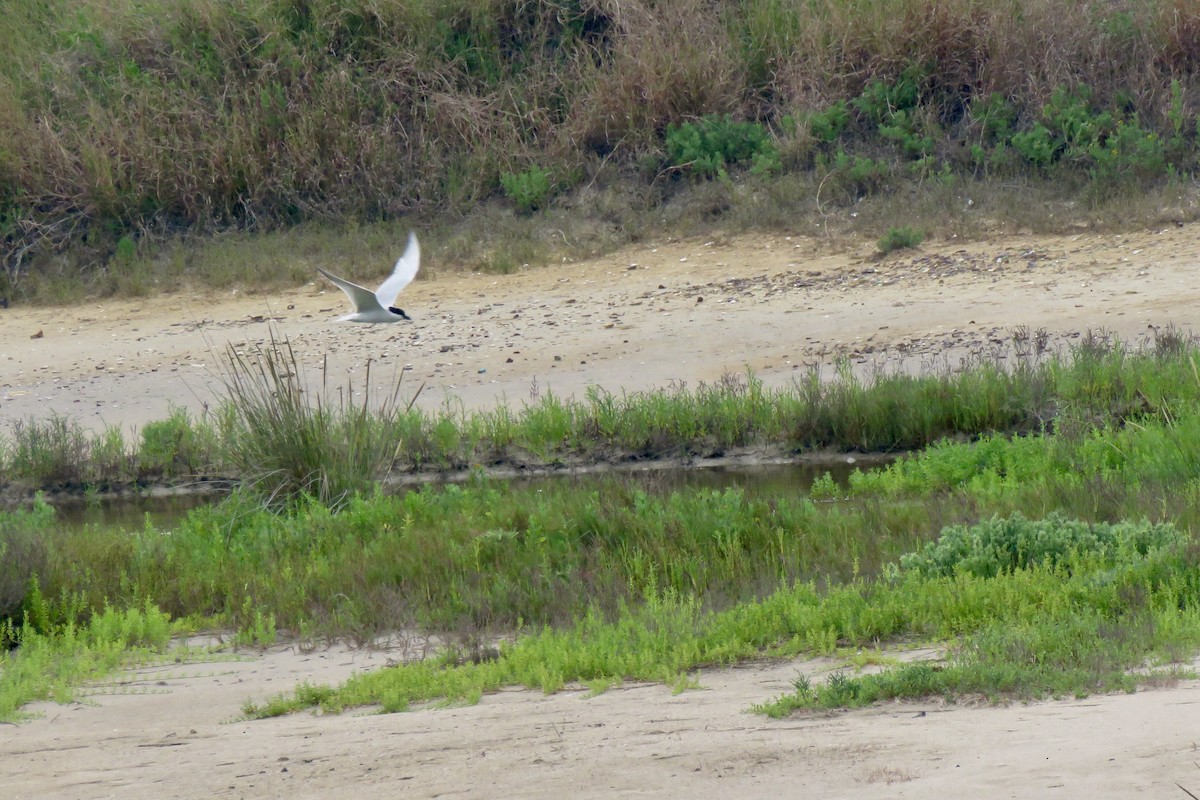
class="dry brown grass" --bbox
[3,0,1200,300]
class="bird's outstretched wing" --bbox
[317,267,385,314]
[374,231,420,307]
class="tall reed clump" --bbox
[215,332,422,510]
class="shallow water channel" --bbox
[50,457,885,531]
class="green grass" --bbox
[7,475,928,640]
[8,484,1199,721]
[241,512,1200,717]
[13,329,1200,720]
[12,382,1200,718]
[6,329,1200,499]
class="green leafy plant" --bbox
[808,471,841,501]
[1041,85,1113,161]
[877,225,925,253]
[1010,123,1058,167]
[7,415,88,484]
[500,166,552,214]
[665,115,779,179]
[1087,120,1166,185]
[809,101,850,143]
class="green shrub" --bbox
[665,115,779,179]
[137,407,210,478]
[894,512,1185,579]
[808,471,840,501]
[876,226,925,253]
[971,92,1017,142]
[878,108,936,159]
[500,166,552,214]
[1042,85,1113,159]
[6,415,88,484]
[809,101,850,143]
[852,70,923,124]
[1011,123,1058,167]
[1088,120,1166,184]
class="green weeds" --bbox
[2,412,220,489]
[11,330,1200,720]
[6,477,925,639]
[0,499,54,626]
[13,335,1200,717]
[877,225,925,254]
[0,602,173,721]
[242,512,1200,717]
[10,331,1200,495]
[6,415,89,485]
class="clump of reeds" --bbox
[215,331,422,510]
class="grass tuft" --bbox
[877,225,925,253]
[214,331,423,510]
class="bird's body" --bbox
[318,232,420,323]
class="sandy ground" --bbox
[5,224,1200,797]
[5,642,1200,799]
[3,224,1198,430]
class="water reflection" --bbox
[510,458,875,497]
[43,456,892,531]
[53,493,214,531]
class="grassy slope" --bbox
[3,0,1200,299]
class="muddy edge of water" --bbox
[2,448,897,521]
